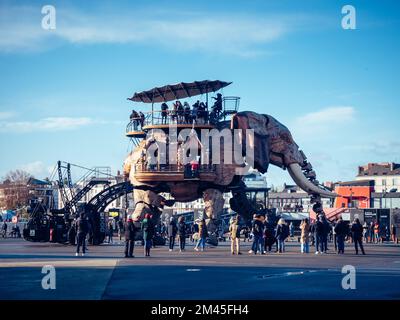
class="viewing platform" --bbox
[133,163,217,183]
[125,80,240,138]
[125,96,240,138]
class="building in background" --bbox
[355,162,400,192]
[268,183,333,214]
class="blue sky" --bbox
[0,0,399,187]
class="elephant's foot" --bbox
[229,188,255,222]
[132,188,166,222]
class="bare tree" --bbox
[0,170,33,210]
[3,170,32,184]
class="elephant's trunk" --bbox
[287,162,337,198]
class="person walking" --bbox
[331,220,338,252]
[107,220,114,244]
[391,224,397,243]
[263,217,275,253]
[75,214,89,257]
[321,215,330,253]
[300,218,310,253]
[124,216,136,258]
[362,222,369,243]
[314,215,324,254]
[118,219,124,242]
[229,216,241,255]
[250,215,264,254]
[275,218,288,253]
[334,217,347,254]
[177,216,187,252]
[289,222,295,239]
[368,222,374,243]
[351,218,366,255]
[374,222,380,243]
[141,214,154,257]
[167,216,177,252]
[194,219,207,252]
[248,214,259,254]
[2,221,7,238]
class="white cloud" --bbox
[292,106,355,139]
[0,117,95,133]
[18,161,46,176]
[296,106,355,125]
[0,111,15,120]
[0,5,307,56]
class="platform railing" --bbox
[134,163,216,173]
[126,97,240,133]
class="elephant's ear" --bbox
[232,111,269,137]
[231,111,270,174]
[247,112,270,137]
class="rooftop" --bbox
[357,162,400,177]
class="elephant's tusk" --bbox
[287,163,337,198]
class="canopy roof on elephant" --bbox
[128,80,232,103]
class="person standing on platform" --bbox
[161,103,169,124]
[124,216,136,258]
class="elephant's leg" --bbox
[229,189,255,222]
[132,189,158,221]
[203,188,224,237]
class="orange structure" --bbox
[334,180,374,209]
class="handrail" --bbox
[126,96,241,133]
[134,163,216,173]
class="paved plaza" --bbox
[0,239,399,300]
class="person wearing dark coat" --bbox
[68,220,77,245]
[263,218,276,253]
[124,217,136,258]
[351,218,366,255]
[75,215,89,256]
[314,216,325,254]
[275,218,289,253]
[334,217,347,254]
[168,217,178,251]
[250,214,264,254]
[2,222,7,238]
[141,214,155,257]
[177,216,187,252]
[320,215,330,253]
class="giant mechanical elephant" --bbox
[123,110,336,233]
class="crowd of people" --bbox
[129,93,224,129]
[2,212,398,259]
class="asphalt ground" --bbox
[0,238,399,300]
